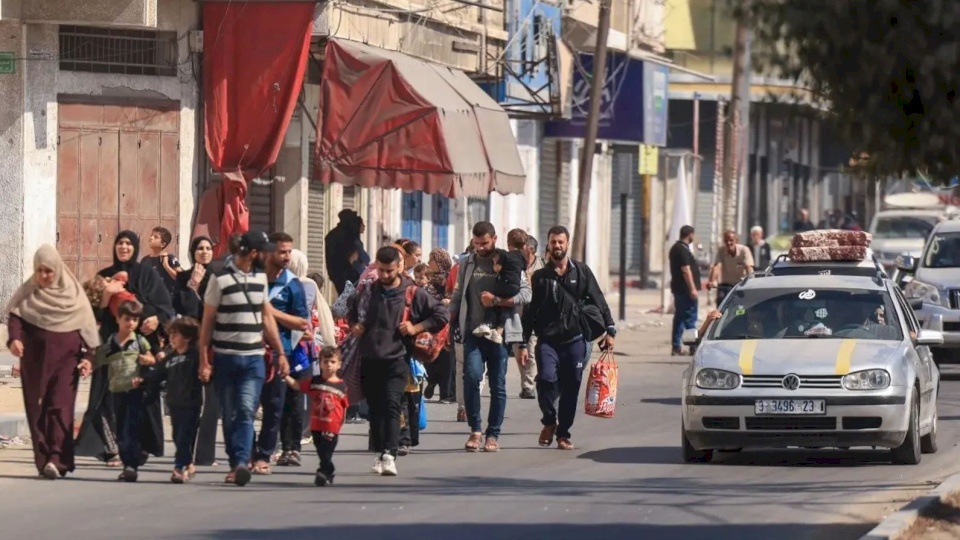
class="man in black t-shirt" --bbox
[668,225,701,355]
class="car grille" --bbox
[950,290,960,309]
[741,375,843,389]
[745,417,837,430]
[703,417,740,430]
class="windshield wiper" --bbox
[735,334,764,339]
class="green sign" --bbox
[0,52,14,74]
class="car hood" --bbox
[697,338,902,375]
[916,267,960,287]
[873,238,925,259]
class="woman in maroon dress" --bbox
[5,244,100,479]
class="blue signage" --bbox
[544,52,669,146]
[483,0,561,117]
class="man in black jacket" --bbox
[518,226,616,451]
[348,246,448,477]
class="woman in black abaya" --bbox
[75,230,174,465]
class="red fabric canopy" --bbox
[194,1,315,254]
[314,39,526,199]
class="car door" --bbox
[893,285,936,417]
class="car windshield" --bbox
[710,287,903,341]
[872,216,935,239]
[923,232,960,268]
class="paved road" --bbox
[2,327,960,540]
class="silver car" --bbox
[681,269,942,465]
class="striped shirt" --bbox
[204,260,268,356]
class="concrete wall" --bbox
[0,0,199,315]
[19,0,158,27]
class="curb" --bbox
[0,408,87,439]
[860,472,960,540]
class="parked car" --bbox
[682,252,941,464]
[869,209,943,271]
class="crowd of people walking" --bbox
[3,214,616,487]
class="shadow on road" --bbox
[579,446,678,464]
[640,397,682,406]
[185,522,871,540]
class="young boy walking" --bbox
[142,226,181,299]
[286,346,347,486]
[154,318,203,483]
[81,300,155,482]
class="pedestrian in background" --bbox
[519,226,616,451]
[668,226,701,356]
[707,229,754,305]
[5,244,100,480]
[423,248,455,403]
[749,226,772,270]
[511,230,542,400]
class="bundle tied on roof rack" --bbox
[788,230,873,262]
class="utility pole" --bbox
[570,0,612,261]
[721,0,751,232]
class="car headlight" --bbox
[695,368,740,390]
[842,369,891,390]
[905,280,941,306]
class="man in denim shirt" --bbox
[251,232,309,474]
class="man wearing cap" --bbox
[199,231,290,487]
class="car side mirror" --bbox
[926,314,944,332]
[682,328,699,346]
[896,254,918,273]
[908,297,924,310]
[917,329,944,346]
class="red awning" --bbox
[193,0,314,255]
[314,39,526,198]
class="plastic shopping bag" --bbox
[419,393,428,431]
[584,351,618,418]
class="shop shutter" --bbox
[538,138,559,244]
[557,140,572,230]
[401,192,423,243]
[247,180,274,234]
[342,185,358,211]
[609,145,643,273]
[307,180,327,277]
[432,195,451,251]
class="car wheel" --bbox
[921,406,939,454]
[681,424,713,463]
[891,394,922,465]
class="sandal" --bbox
[225,470,237,484]
[457,407,467,423]
[464,432,483,452]
[251,460,272,475]
[483,437,500,452]
[539,424,557,447]
[557,437,574,450]
[171,468,187,484]
[105,457,123,468]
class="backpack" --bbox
[403,285,449,363]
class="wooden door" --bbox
[57,100,180,281]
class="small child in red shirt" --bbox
[83,271,138,319]
[285,345,348,486]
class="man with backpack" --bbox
[348,246,448,477]
[518,225,616,451]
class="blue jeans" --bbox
[672,293,699,348]
[214,353,265,469]
[116,389,144,469]
[169,405,201,469]
[536,338,588,440]
[254,372,285,462]
[462,334,508,438]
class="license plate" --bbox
[754,399,826,415]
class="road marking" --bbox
[835,339,857,375]
[739,340,758,375]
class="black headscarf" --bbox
[174,236,214,319]
[96,230,174,340]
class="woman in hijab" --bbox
[173,235,220,466]
[75,230,174,465]
[422,248,455,403]
[5,245,100,479]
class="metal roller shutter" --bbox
[557,140,572,230]
[307,180,327,276]
[342,185,358,211]
[247,180,274,234]
[609,145,643,273]
[538,138,559,244]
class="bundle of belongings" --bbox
[788,229,872,262]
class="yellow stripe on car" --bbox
[835,339,857,375]
[739,340,758,375]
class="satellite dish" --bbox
[884,191,941,208]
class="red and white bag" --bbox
[584,351,619,418]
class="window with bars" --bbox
[59,25,178,77]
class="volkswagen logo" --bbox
[782,374,801,391]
